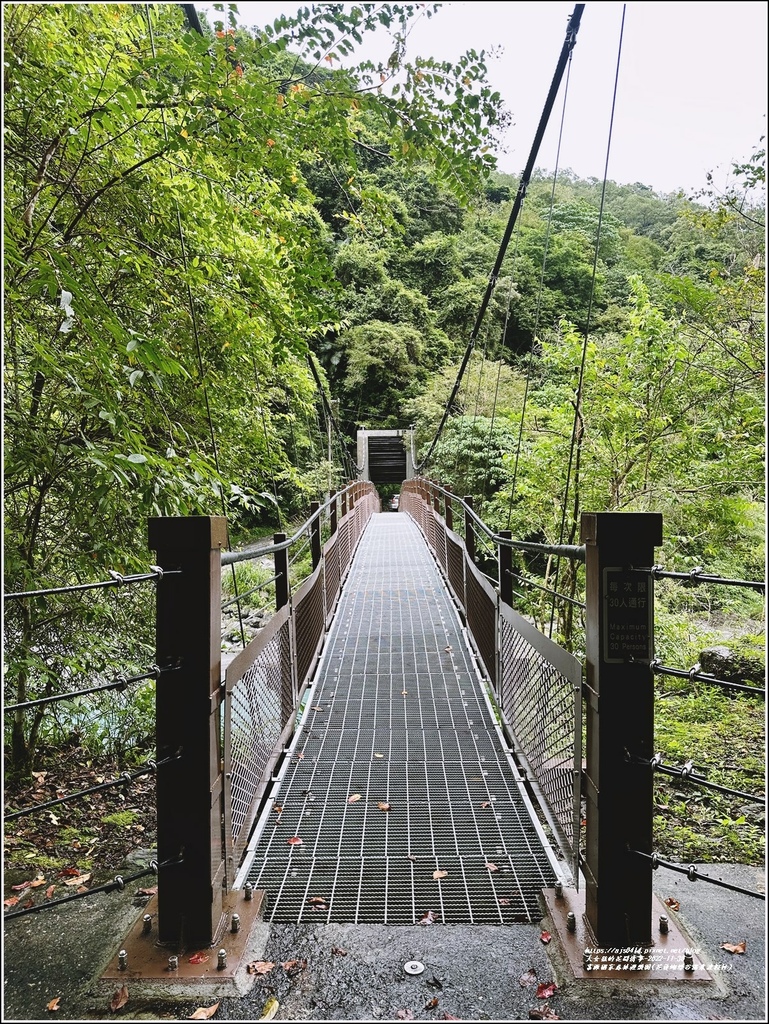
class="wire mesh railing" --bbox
[400,477,583,883]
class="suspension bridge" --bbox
[3,2,765,1017]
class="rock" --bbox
[699,642,765,685]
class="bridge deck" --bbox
[242,513,558,923]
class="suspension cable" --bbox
[642,566,765,593]
[417,4,585,471]
[632,753,765,802]
[550,3,626,636]
[507,26,574,528]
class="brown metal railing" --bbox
[149,481,379,949]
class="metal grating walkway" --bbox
[242,513,558,924]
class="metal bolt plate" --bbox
[404,961,425,975]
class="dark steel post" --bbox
[274,533,289,611]
[498,530,513,607]
[581,511,663,948]
[444,487,453,532]
[433,487,440,514]
[341,490,347,518]
[464,496,476,563]
[330,494,338,536]
[149,516,227,947]
[310,501,321,570]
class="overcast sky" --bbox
[200,1,767,196]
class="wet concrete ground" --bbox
[3,861,765,1021]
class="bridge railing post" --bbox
[581,511,662,948]
[444,486,453,532]
[273,532,296,723]
[330,494,338,535]
[463,496,476,563]
[498,530,513,607]
[310,500,322,570]
[149,515,227,947]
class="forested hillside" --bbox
[3,3,765,780]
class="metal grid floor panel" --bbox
[244,514,556,923]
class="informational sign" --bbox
[602,567,652,664]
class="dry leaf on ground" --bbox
[485,862,498,872]
[519,968,538,987]
[109,983,128,1012]
[286,836,303,846]
[331,946,347,956]
[536,982,557,1000]
[378,802,392,811]
[540,930,552,944]
[188,1003,220,1020]
[419,909,436,925]
[188,953,210,964]
[347,794,361,804]
[46,996,61,1012]
[433,869,448,880]
[247,961,276,975]
[721,940,747,954]
[664,897,680,911]
[529,1006,560,1020]
[258,996,279,1021]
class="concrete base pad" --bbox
[101,889,267,995]
[542,887,715,984]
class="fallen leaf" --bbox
[426,976,443,989]
[540,930,552,944]
[396,1012,414,1021]
[378,802,392,811]
[32,770,48,785]
[136,886,157,896]
[721,940,747,954]
[281,959,307,974]
[665,897,680,911]
[46,996,61,1012]
[11,881,32,891]
[520,968,538,987]
[45,885,55,899]
[407,854,417,862]
[529,1006,560,1020]
[247,961,276,975]
[444,646,453,652]
[347,794,361,803]
[425,996,439,1009]
[480,801,491,809]
[286,836,303,846]
[258,996,279,1021]
[331,946,347,956]
[485,862,498,872]
[536,982,557,1000]
[498,897,511,906]
[109,983,129,1012]
[58,867,81,877]
[188,1003,220,1020]
[419,909,436,926]
[307,895,328,905]
[311,706,325,712]
[433,869,448,880]
[29,877,47,888]
[188,953,210,964]
[374,753,384,759]
[4,897,19,907]
[273,805,283,814]
[64,873,91,888]
[401,690,408,695]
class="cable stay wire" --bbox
[3,665,177,714]
[5,753,182,821]
[417,3,585,472]
[630,850,765,901]
[4,568,177,601]
[3,856,184,921]
[549,3,626,637]
[307,353,359,479]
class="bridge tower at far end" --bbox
[357,428,414,485]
